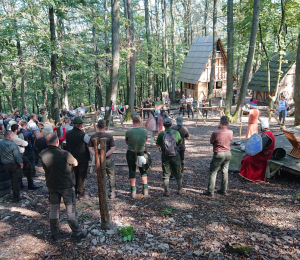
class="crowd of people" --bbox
[0,96,278,241]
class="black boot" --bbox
[28,182,40,190]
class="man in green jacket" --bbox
[156,118,183,196]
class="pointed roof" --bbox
[177,36,222,84]
[248,52,296,92]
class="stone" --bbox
[211,222,218,227]
[106,229,115,235]
[212,241,221,247]
[186,251,193,256]
[186,215,193,219]
[91,229,102,236]
[2,216,10,220]
[192,237,199,242]
[100,236,105,243]
[193,251,203,256]
[158,243,169,250]
[147,233,154,238]
[92,238,97,245]
[232,219,244,226]
[168,218,175,222]
[144,243,151,248]
[84,221,91,225]
[269,254,278,259]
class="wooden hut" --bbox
[177,36,236,102]
[248,52,296,104]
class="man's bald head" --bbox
[45,133,59,146]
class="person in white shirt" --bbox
[76,103,95,118]
[28,113,41,138]
[186,94,194,118]
[11,124,39,190]
[69,106,78,121]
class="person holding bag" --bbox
[125,115,149,198]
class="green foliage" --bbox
[162,207,176,218]
[118,225,135,242]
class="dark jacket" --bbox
[66,127,90,163]
[40,145,76,190]
[20,128,35,152]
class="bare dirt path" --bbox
[0,116,299,260]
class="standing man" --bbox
[76,103,95,118]
[278,96,289,124]
[144,97,154,118]
[171,117,190,174]
[88,119,116,199]
[22,109,30,122]
[164,94,171,115]
[11,124,39,190]
[179,94,186,116]
[186,94,194,118]
[125,115,149,198]
[203,116,233,197]
[40,133,87,241]
[66,117,90,199]
[0,130,25,202]
[245,99,261,139]
[156,118,183,196]
[202,95,209,119]
[118,103,125,119]
[37,108,46,122]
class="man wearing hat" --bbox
[66,117,90,198]
[245,99,261,139]
[239,120,275,181]
[156,117,183,196]
[171,117,190,174]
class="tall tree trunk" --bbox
[128,0,135,114]
[49,6,60,123]
[203,0,208,36]
[17,40,26,110]
[145,0,153,99]
[162,0,169,93]
[225,0,234,115]
[0,67,14,112]
[93,25,103,107]
[124,0,130,105]
[171,0,176,102]
[104,0,110,80]
[294,33,300,126]
[232,0,260,121]
[12,77,17,108]
[105,0,120,121]
[208,0,218,105]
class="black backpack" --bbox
[162,130,177,157]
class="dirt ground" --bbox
[0,113,299,260]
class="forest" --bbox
[0,0,300,123]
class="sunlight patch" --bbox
[10,207,41,217]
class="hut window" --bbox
[216,81,222,89]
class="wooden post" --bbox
[93,137,110,229]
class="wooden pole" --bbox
[93,137,110,229]
[239,108,243,140]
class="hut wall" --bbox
[279,64,295,104]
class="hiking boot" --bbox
[163,190,170,197]
[203,190,214,197]
[71,229,88,241]
[143,188,149,196]
[109,192,116,199]
[12,196,26,203]
[217,189,227,195]
[177,188,185,195]
[131,190,136,198]
[28,183,40,190]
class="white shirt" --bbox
[77,106,88,116]
[13,135,28,154]
[186,97,194,103]
[69,109,77,120]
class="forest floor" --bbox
[0,113,300,260]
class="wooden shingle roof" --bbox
[248,52,296,92]
[177,36,215,84]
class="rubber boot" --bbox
[163,179,170,197]
[177,178,184,195]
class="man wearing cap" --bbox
[66,117,90,198]
[38,108,46,122]
[239,120,275,181]
[156,117,183,196]
[203,116,233,197]
[171,117,190,174]
[245,99,261,139]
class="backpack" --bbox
[162,130,177,157]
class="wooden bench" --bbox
[282,130,300,158]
